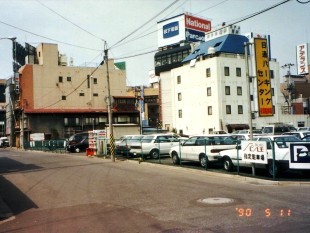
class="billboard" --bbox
[157,13,211,48]
[254,38,273,117]
[296,43,309,75]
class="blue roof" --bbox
[182,34,249,63]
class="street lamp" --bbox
[281,63,294,114]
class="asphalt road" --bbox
[0,148,310,233]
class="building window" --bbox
[67,76,71,81]
[178,110,182,118]
[225,86,230,95]
[271,88,274,96]
[177,75,181,84]
[59,76,63,83]
[206,68,211,77]
[178,93,182,101]
[236,67,241,77]
[93,93,98,97]
[226,105,231,114]
[207,87,211,96]
[224,66,230,76]
[238,105,243,114]
[237,86,242,95]
[64,117,80,126]
[270,70,274,79]
[62,95,66,100]
[79,93,84,96]
[93,78,97,84]
[208,106,212,115]
[250,95,254,101]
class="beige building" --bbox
[13,43,140,147]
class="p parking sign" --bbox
[289,143,310,169]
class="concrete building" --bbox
[10,43,140,147]
[159,34,309,135]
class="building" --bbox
[8,43,140,147]
[159,33,309,135]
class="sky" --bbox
[0,0,310,86]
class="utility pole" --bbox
[104,42,115,162]
[281,63,294,114]
[244,42,253,140]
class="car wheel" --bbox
[75,147,80,153]
[171,152,180,164]
[149,149,159,159]
[223,157,234,172]
[267,160,279,177]
[200,154,208,168]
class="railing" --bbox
[24,140,67,153]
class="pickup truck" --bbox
[219,135,302,176]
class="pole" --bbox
[104,43,115,162]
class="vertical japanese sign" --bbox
[254,38,273,117]
[296,43,309,75]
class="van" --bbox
[262,123,291,135]
[66,132,89,153]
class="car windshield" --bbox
[274,136,301,148]
[198,136,235,145]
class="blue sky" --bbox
[0,0,309,85]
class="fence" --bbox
[24,140,67,153]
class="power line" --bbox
[36,0,105,41]
[109,0,181,49]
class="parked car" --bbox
[262,124,293,135]
[115,135,143,156]
[66,132,89,153]
[0,137,9,147]
[219,135,302,176]
[130,134,180,159]
[282,131,310,140]
[297,127,310,131]
[169,135,236,167]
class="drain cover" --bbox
[198,197,235,205]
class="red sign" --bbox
[185,14,211,33]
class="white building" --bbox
[160,34,308,135]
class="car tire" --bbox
[150,149,159,159]
[223,157,234,172]
[75,148,80,153]
[200,154,208,168]
[267,160,279,177]
[171,152,180,164]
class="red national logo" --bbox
[185,14,211,33]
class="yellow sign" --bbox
[254,38,273,116]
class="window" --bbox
[224,66,230,76]
[226,105,231,114]
[206,68,211,77]
[236,67,241,77]
[67,76,71,81]
[62,95,66,100]
[237,86,242,95]
[250,95,254,101]
[208,106,212,115]
[84,117,98,126]
[59,76,63,83]
[79,93,84,96]
[271,88,274,96]
[93,93,98,97]
[178,110,182,118]
[207,87,211,96]
[64,117,80,126]
[93,78,97,84]
[178,93,182,101]
[270,70,274,79]
[225,86,230,95]
[177,75,181,84]
[238,105,243,114]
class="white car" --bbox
[169,135,236,168]
[130,134,181,159]
[219,135,302,176]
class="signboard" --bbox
[254,38,273,117]
[289,143,310,169]
[241,140,268,164]
[30,133,45,141]
[157,13,211,48]
[296,43,309,75]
